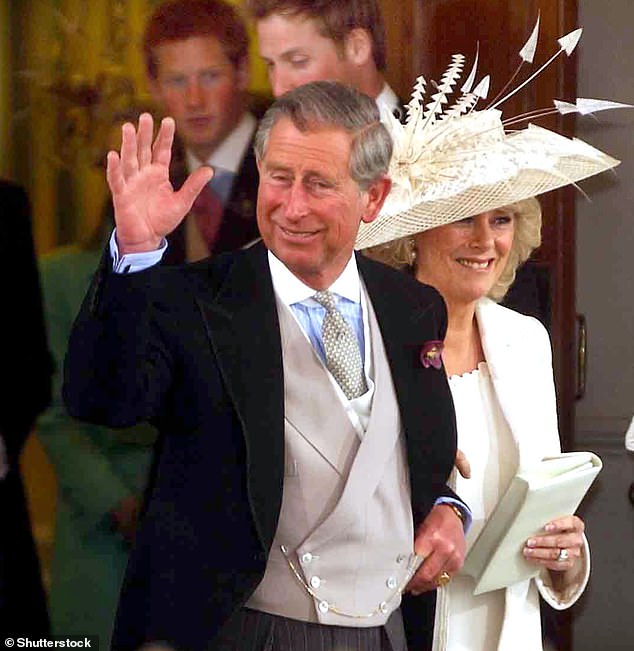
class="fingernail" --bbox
[544,523,555,531]
[526,538,536,547]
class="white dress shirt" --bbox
[268,250,375,437]
[375,82,400,117]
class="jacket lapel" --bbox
[305,297,405,546]
[197,244,284,552]
[476,298,552,467]
[358,255,457,506]
[476,299,527,457]
[475,298,557,651]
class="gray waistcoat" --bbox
[246,294,415,627]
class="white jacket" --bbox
[433,298,590,651]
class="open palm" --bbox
[106,113,213,254]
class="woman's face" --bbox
[414,209,515,307]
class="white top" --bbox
[445,362,519,650]
[375,83,400,117]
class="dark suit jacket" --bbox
[163,134,261,265]
[63,243,459,651]
[0,179,51,635]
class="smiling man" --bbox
[144,0,261,262]
[64,82,469,651]
[245,0,400,116]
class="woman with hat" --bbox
[369,198,586,650]
[357,26,628,651]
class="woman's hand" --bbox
[522,515,585,584]
[455,449,471,479]
[106,113,213,255]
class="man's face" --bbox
[149,36,248,161]
[256,13,355,97]
[256,117,387,289]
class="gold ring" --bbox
[435,571,451,587]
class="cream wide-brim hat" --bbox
[355,111,620,250]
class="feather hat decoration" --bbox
[355,19,631,250]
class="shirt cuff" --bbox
[435,496,473,533]
[109,229,167,273]
[536,532,590,609]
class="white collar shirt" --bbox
[267,250,375,436]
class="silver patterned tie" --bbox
[313,290,368,400]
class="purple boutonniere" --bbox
[420,340,444,369]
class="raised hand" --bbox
[106,113,213,255]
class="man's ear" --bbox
[343,28,373,67]
[361,175,392,225]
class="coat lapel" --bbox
[475,298,560,651]
[197,244,285,552]
[358,255,457,505]
[476,298,556,467]
[476,298,529,460]
[305,297,405,546]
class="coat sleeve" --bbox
[62,253,175,429]
[536,533,591,609]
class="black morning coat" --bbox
[63,242,461,651]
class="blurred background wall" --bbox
[573,0,634,648]
[2,0,272,590]
[0,2,10,178]
[3,0,270,257]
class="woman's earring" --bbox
[409,238,416,265]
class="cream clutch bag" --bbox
[462,451,602,595]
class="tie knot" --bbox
[312,290,337,311]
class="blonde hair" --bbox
[364,197,542,301]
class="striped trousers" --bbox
[213,608,407,651]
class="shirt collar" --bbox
[375,82,400,115]
[267,250,361,307]
[186,112,257,174]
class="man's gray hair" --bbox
[254,81,393,190]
